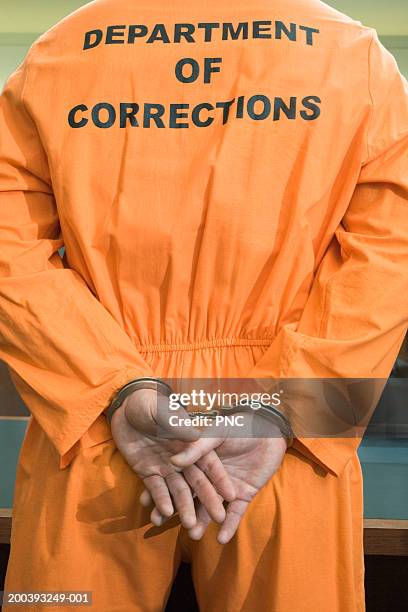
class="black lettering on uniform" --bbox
[120,103,140,127]
[216,99,235,124]
[143,104,165,128]
[247,95,271,120]
[92,103,116,128]
[192,103,214,127]
[174,23,195,43]
[106,25,126,44]
[204,58,222,84]
[236,96,245,118]
[83,29,103,50]
[253,21,272,39]
[197,23,220,42]
[273,97,297,120]
[222,22,249,40]
[275,21,297,42]
[170,104,189,128]
[68,104,88,128]
[175,58,199,83]
[128,25,148,43]
[299,25,320,46]
[300,96,321,120]
[147,24,170,44]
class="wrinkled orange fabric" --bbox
[1,0,407,610]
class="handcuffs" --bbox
[106,376,294,447]
[105,377,173,423]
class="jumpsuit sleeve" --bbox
[247,30,408,476]
[0,54,154,462]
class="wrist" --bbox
[123,388,159,430]
[106,376,173,424]
[227,399,294,448]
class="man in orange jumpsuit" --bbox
[1,0,407,610]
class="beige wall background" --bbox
[0,1,407,34]
[0,0,407,86]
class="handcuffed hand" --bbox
[110,388,236,529]
[140,409,288,543]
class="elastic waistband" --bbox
[135,336,274,354]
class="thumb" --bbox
[124,389,201,442]
[170,436,224,467]
[154,397,202,443]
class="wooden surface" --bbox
[1,510,408,554]
[0,509,12,545]
[364,519,408,556]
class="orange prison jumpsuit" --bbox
[1,0,408,610]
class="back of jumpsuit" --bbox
[0,0,407,611]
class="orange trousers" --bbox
[4,417,365,612]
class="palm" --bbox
[111,399,236,529]
[112,411,186,479]
[186,433,286,543]
[215,435,286,502]
[143,412,288,543]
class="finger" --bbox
[188,503,212,541]
[142,489,200,523]
[154,397,202,443]
[140,488,153,507]
[170,436,224,467]
[196,451,236,502]
[166,472,197,530]
[151,506,169,527]
[182,463,226,524]
[217,499,249,544]
[124,390,201,442]
[143,474,174,518]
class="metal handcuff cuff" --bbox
[105,377,173,423]
[197,400,294,448]
[106,377,294,448]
